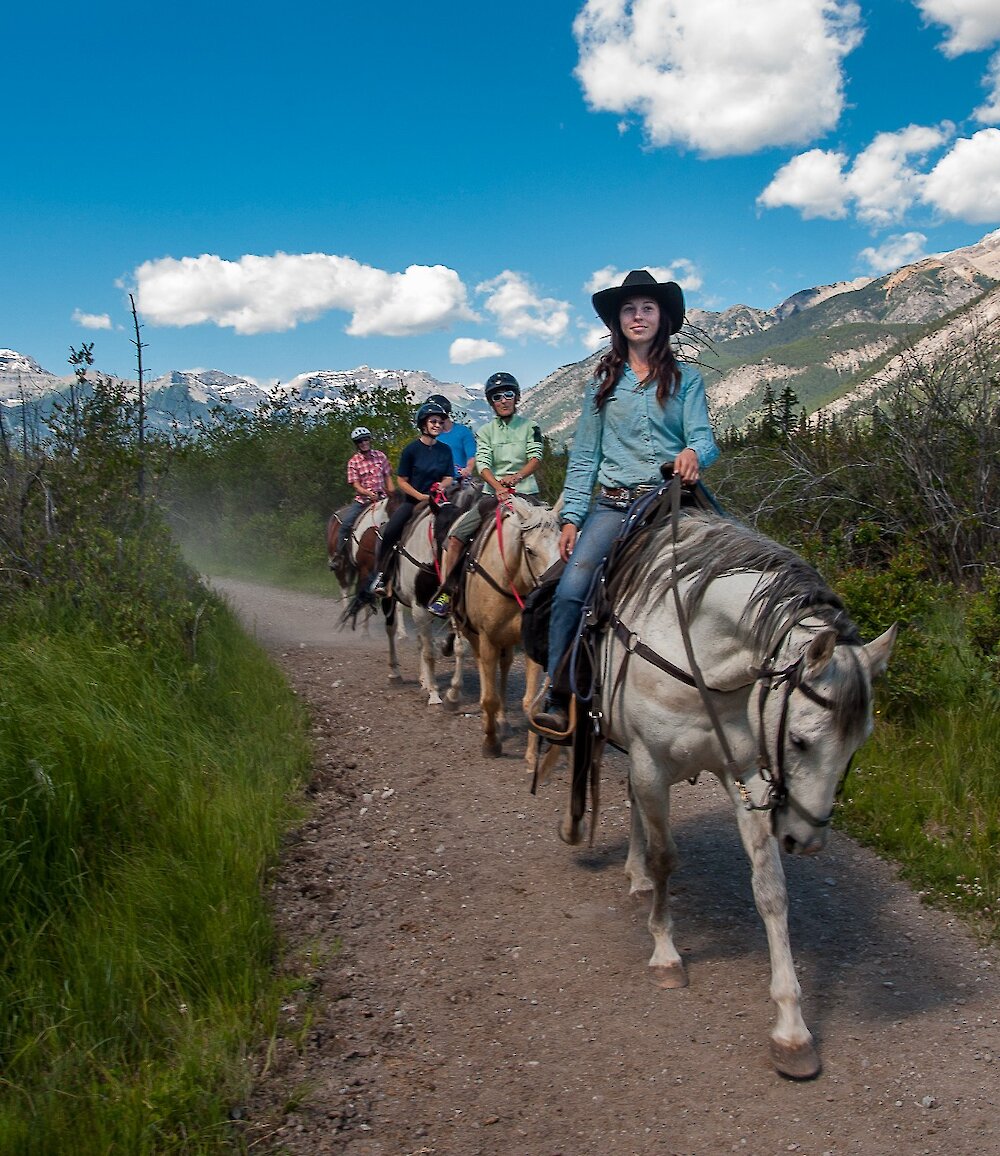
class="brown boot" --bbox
[533,691,570,732]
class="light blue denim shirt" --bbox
[561,362,720,527]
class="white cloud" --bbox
[847,125,952,226]
[586,260,703,294]
[573,0,863,157]
[976,51,1000,123]
[915,0,1000,56]
[476,272,570,342]
[759,124,954,224]
[133,252,477,337]
[857,232,929,274]
[449,337,505,364]
[921,128,1000,221]
[581,323,611,350]
[72,309,112,330]
[757,149,851,219]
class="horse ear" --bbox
[552,493,565,517]
[863,623,897,679]
[804,628,837,673]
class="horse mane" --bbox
[606,507,870,735]
[607,507,862,658]
[509,497,559,533]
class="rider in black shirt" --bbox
[367,400,454,597]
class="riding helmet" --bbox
[350,426,373,444]
[423,393,452,415]
[484,372,520,404]
[415,400,449,432]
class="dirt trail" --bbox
[212,578,998,1156]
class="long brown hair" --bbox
[593,307,681,411]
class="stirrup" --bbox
[368,572,388,597]
[528,689,576,746]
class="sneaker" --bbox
[427,590,451,618]
[368,572,388,597]
[533,693,570,732]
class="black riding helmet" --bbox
[423,393,452,415]
[415,400,449,433]
[484,372,520,404]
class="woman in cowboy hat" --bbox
[532,269,720,733]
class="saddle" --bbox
[439,494,498,629]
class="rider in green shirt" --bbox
[427,372,543,617]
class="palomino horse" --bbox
[452,495,562,765]
[561,501,895,1079]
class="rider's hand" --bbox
[673,448,700,485]
[558,522,577,562]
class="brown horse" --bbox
[328,493,409,652]
[451,495,562,764]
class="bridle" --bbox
[745,648,857,829]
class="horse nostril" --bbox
[782,834,798,854]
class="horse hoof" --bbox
[558,816,584,846]
[628,882,653,903]
[442,696,460,713]
[388,673,403,684]
[650,963,688,989]
[770,1039,821,1080]
[482,740,503,758]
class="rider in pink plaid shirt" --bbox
[335,427,395,560]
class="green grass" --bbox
[841,697,1000,942]
[0,599,312,1153]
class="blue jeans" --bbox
[546,501,630,683]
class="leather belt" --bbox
[600,483,657,506]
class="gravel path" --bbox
[213,578,998,1156]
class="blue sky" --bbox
[4,0,1000,392]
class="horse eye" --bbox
[790,734,809,752]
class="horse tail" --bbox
[340,589,371,630]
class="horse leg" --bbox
[522,657,543,768]
[624,777,655,897]
[495,646,514,740]
[384,600,403,683]
[443,627,465,710]
[629,746,687,988]
[413,607,442,706]
[733,801,820,1079]
[477,637,503,758]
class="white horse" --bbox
[384,500,467,707]
[561,505,895,1079]
[451,495,562,765]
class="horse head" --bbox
[502,497,562,589]
[756,621,897,856]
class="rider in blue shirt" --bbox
[533,270,720,734]
[426,394,477,481]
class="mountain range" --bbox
[4,228,999,444]
[528,228,1000,441]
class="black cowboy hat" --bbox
[591,269,685,335]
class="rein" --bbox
[467,500,542,607]
[494,499,526,608]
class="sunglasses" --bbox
[491,391,517,401]
[425,416,445,424]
